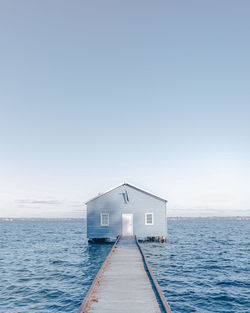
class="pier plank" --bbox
[78,236,172,313]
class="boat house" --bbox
[86,182,168,242]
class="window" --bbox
[145,213,154,225]
[100,213,109,226]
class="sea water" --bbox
[142,220,249,313]
[0,219,249,312]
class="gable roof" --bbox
[85,182,167,204]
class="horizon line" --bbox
[1,216,249,220]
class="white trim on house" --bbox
[85,182,167,204]
[145,213,154,225]
[100,213,109,226]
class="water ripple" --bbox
[0,220,111,313]
[142,220,250,313]
[0,219,249,312]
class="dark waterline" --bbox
[0,220,249,312]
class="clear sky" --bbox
[0,0,249,218]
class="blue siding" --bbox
[87,184,167,239]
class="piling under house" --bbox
[86,182,168,242]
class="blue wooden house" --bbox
[86,182,168,242]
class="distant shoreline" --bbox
[168,216,250,220]
[0,216,249,221]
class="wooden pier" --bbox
[78,236,172,313]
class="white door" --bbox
[122,214,133,236]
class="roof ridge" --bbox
[85,182,167,204]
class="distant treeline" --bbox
[0,217,249,221]
[0,218,85,221]
[168,216,250,220]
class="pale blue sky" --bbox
[0,0,249,217]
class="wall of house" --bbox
[87,184,167,239]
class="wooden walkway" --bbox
[78,236,172,313]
